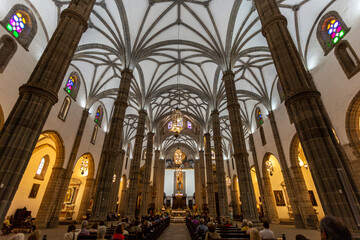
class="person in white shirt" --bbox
[259,221,275,239]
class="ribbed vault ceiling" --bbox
[26,0,349,157]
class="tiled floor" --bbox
[158,223,191,240]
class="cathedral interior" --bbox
[1,0,360,238]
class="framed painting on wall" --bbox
[274,190,286,206]
[28,183,40,198]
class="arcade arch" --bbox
[6,131,64,218]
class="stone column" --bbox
[125,110,147,217]
[119,188,128,217]
[36,109,89,228]
[262,174,279,223]
[157,159,165,208]
[268,111,316,228]
[204,133,216,217]
[211,110,229,218]
[152,150,161,209]
[91,69,133,220]
[0,0,95,222]
[76,178,95,223]
[199,150,207,209]
[108,149,126,214]
[140,132,154,216]
[254,0,360,230]
[222,71,258,221]
[194,160,202,209]
[248,134,271,222]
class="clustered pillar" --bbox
[0,0,96,223]
[140,132,154,216]
[222,71,258,221]
[254,0,360,230]
[198,150,207,209]
[91,69,133,220]
[108,149,126,214]
[152,150,161,209]
[125,110,147,217]
[211,110,229,218]
[204,133,216,217]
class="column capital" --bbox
[211,109,219,116]
[261,14,287,37]
[60,8,88,31]
[222,70,235,80]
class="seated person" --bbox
[224,220,232,227]
[205,223,221,240]
[112,225,125,240]
[241,219,249,232]
[79,220,90,236]
[2,216,12,234]
[97,226,106,240]
[196,219,208,239]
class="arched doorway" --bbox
[289,135,325,221]
[262,153,289,222]
[250,166,262,218]
[7,131,65,218]
[60,153,95,223]
[345,91,360,187]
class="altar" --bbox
[172,193,187,209]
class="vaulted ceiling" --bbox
[20,0,354,158]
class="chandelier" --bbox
[174,148,186,165]
[80,156,89,176]
[170,108,184,137]
[266,160,274,176]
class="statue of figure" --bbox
[176,172,183,190]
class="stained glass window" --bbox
[327,19,344,44]
[2,5,37,49]
[36,157,45,175]
[211,150,215,160]
[7,12,26,38]
[168,121,172,129]
[94,105,103,127]
[317,12,350,55]
[256,107,264,128]
[187,121,192,129]
[65,73,80,99]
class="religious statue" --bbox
[176,171,183,190]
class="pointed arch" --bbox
[0,34,17,73]
[64,72,81,100]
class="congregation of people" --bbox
[186,214,354,240]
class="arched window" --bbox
[168,121,172,130]
[1,4,37,50]
[91,125,98,145]
[94,105,103,127]
[317,11,350,55]
[0,34,17,73]
[277,80,286,102]
[335,40,360,79]
[260,126,266,146]
[64,72,80,99]
[187,121,192,129]
[143,150,147,160]
[58,96,71,121]
[34,155,49,180]
[255,107,263,128]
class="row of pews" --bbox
[78,217,170,240]
[186,218,250,240]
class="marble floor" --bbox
[0,222,323,240]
